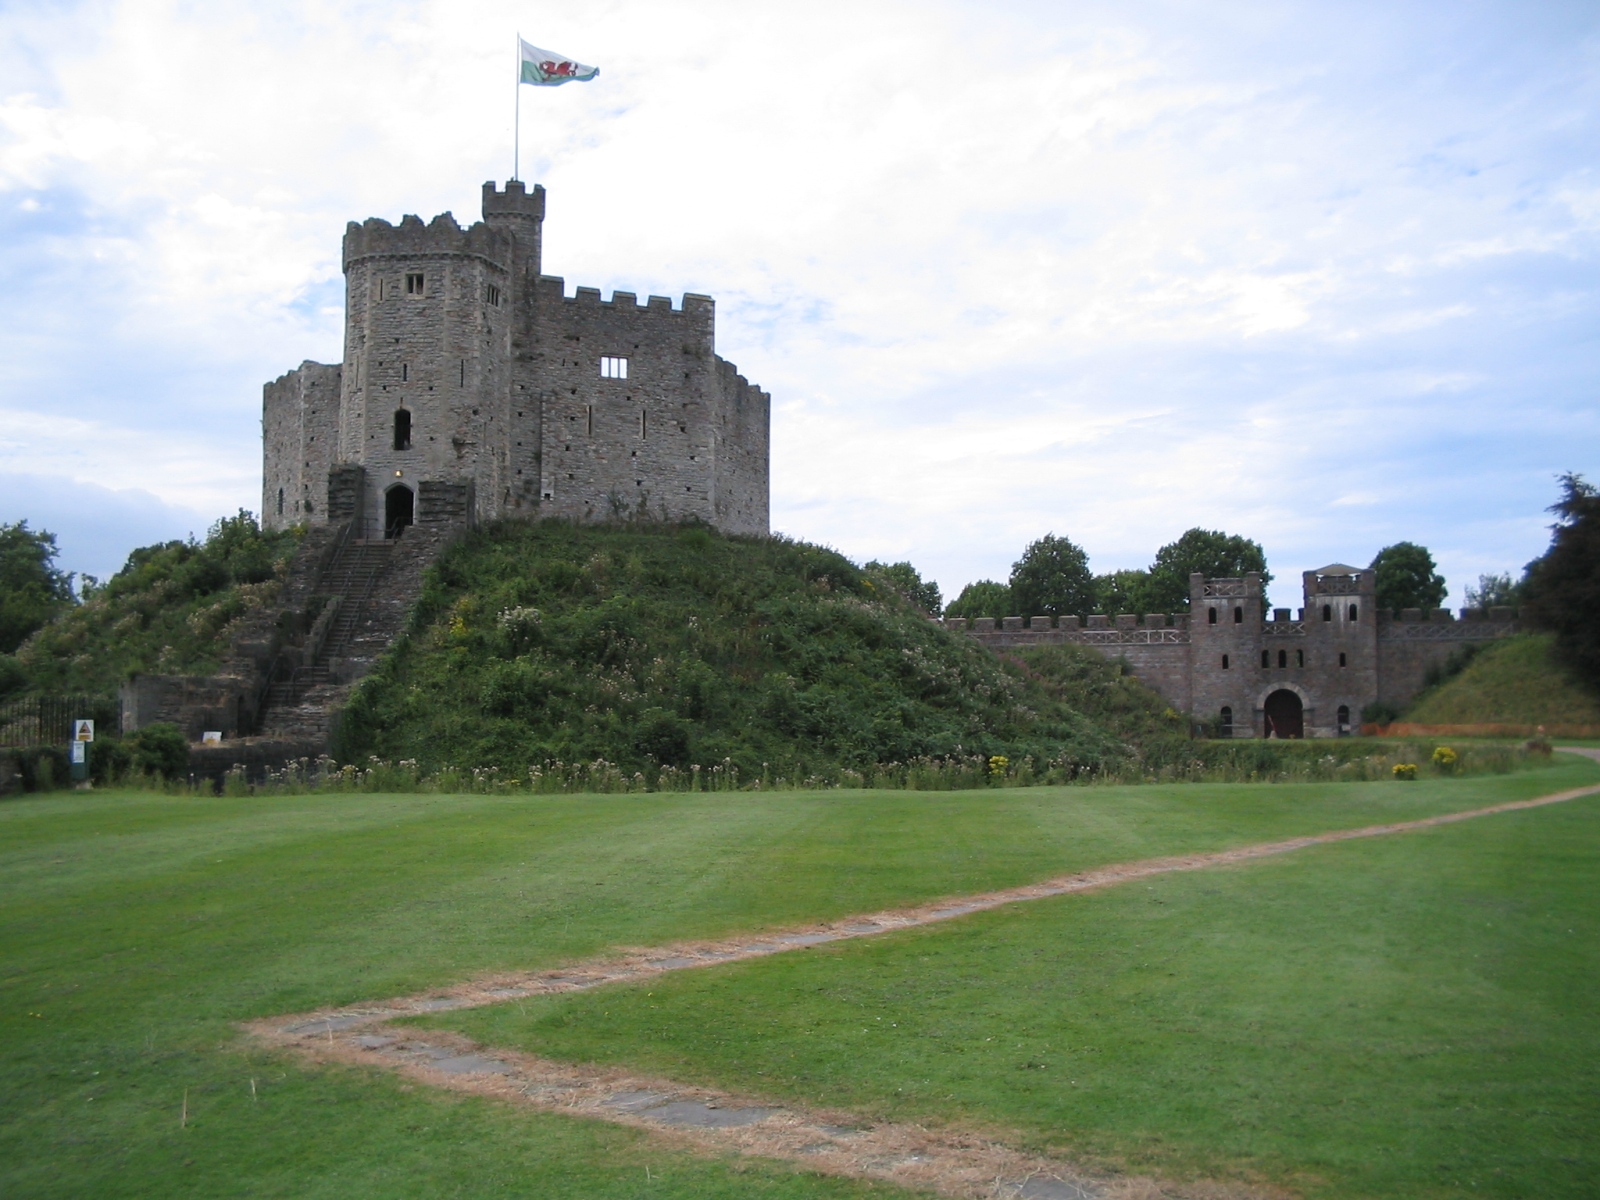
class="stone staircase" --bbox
[252,526,458,744]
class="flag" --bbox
[519,38,599,86]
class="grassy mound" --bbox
[1404,633,1600,726]
[3,513,300,698]
[336,521,1176,780]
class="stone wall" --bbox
[1376,607,1520,705]
[949,568,1520,737]
[262,361,341,531]
[263,180,770,538]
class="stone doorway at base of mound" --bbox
[1263,688,1305,739]
[384,483,414,540]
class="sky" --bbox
[0,0,1595,610]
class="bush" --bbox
[1431,746,1458,774]
[128,723,189,780]
[1393,763,1418,780]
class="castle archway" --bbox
[1263,689,1304,739]
[384,484,414,540]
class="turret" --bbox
[482,180,545,277]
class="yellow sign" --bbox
[74,719,95,742]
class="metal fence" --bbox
[0,695,122,748]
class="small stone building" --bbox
[263,180,770,538]
[954,564,1519,737]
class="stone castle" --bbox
[954,566,1520,737]
[121,180,1519,758]
[263,180,769,539]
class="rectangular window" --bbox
[1339,652,1347,667]
[401,363,408,382]
[640,409,648,439]
[405,272,425,295]
[1261,650,1270,669]
[600,356,629,380]
[460,360,466,386]
[1221,654,1229,669]
[485,283,502,307]
[586,406,593,436]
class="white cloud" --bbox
[0,0,1595,605]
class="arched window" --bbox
[1208,607,1218,624]
[1261,650,1270,669]
[1339,652,1347,667]
[1322,604,1332,621]
[1220,706,1233,735]
[1296,649,1304,667]
[1222,654,1230,669]
[1337,704,1351,735]
[1234,606,1243,623]
[393,409,412,451]
[1278,649,1287,668]
[276,487,284,516]
[1348,603,1358,621]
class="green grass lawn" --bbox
[432,770,1600,1199]
[3,759,1596,1198]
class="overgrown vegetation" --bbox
[1,512,299,698]
[337,521,1140,780]
[0,522,75,658]
[1403,633,1600,727]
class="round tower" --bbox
[338,206,519,532]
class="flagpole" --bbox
[512,33,521,181]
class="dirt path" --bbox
[247,763,1600,1200]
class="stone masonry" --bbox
[263,180,770,539]
[950,563,1520,737]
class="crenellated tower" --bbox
[262,181,769,538]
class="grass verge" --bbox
[3,760,1596,1197]
[427,765,1600,1199]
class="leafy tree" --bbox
[1523,473,1600,688]
[1464,572,1524,609]
[863,560,943,616]
[944,580,1013,619]
[1093,569,1156,616]
[0,521,75,653]
[1145,528,1270,612]
[1009,534,1095,618]
[1371,542,1447,613]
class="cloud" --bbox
[0,0,1596,610]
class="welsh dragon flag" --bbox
[519,38,599,85]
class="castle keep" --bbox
[264,181,770,538]
[954,565,1519,737]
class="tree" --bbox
[1523,473,1600,688]
[0,521,75,654]
[1093,569,1156,616]
[1464,572,1524,609]
[863,560,943,616]
[944,580,1012,619]
[1370,542,1447,614]
[1009,534,1095,618]
[1144,529,1271,612]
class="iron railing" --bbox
[0,695,121,747]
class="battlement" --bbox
[481,179,546,222]
[534,275,715,317]
[342,211,513,270]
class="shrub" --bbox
[1431,746,1458,774]
[1393,762,1418,780]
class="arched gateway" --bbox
[1263,689,1304,739]
[384,484,414,539]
